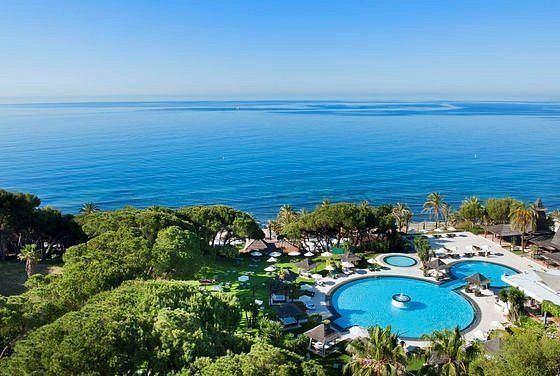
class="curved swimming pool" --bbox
[329,260,518,338]
[384,255,417,267]
[331,276,475,338]
[448,261,518,288]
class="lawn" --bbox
[195,254,318,307]
[0,261,62,296]
[194,252,378,309]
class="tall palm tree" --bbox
[80,202,100,214]
[441,202,453,228]
[344,326,407,376]
[392,203,412,233]
[273,204,298,234]
[510,203,536,252]
[17,244,40,278]
[423,192,445,229]
[422,327,478,376]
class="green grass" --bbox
[195,255,316,308]
[518,315,545,330]
[0,261,62,296]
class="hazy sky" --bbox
[1,0,559,100]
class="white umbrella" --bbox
[321,251,333,257]
[267,257,278,263]
[298,295,312,303]
[349,326,370,338]
[269,251,282,257]
[250,251,262,257]
[324,265,335,271]
[254,299,263,306]
[264,266,276,272]
[238,275,249,282]
[341,261,354,268]
[367,258,376,264]
[304,251,315,257]
[300,284,314,291]
[288,251,301,257]
[311,273,322,280]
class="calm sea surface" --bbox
[1,101,559,222]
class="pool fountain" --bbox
[391,293,412,308]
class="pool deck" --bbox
[305,232,548,348]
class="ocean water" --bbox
[1,100,559,222]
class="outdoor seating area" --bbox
[304,324,342,357]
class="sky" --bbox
[1,0,559,100]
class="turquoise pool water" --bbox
[331,276,475,338]
[330,261,517,338]
[384,255,417,267]
[448,261,518,288]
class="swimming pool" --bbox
[331,276,475,338]
[329,261,518,338]
[384,255,417,267]
[448,261,518,288]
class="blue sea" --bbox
[1,100,559,222]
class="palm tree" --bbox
[441,202,453,228]
[415,236,434,275]
[510,203,536,252]
[422,327,478,376]
[498,287,526,323]
[423,192,445,229]
[392,203,412,233]
[17,244,40,278]
[80,202,100,214]
[344,326,407,376]
[272,205,298,234]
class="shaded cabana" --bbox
[486,224,521,245]
[241,239,273,254]
[530,229,560,253]
[241,239,300,255]
[465,273,490,290]
[426,258,448,271]
[304,324,341,356]
[275,239,300,254]
[274,303,307,329]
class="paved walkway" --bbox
[303,232,548,348]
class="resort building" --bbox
[503,270,560,306]
[486,198,554,246]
